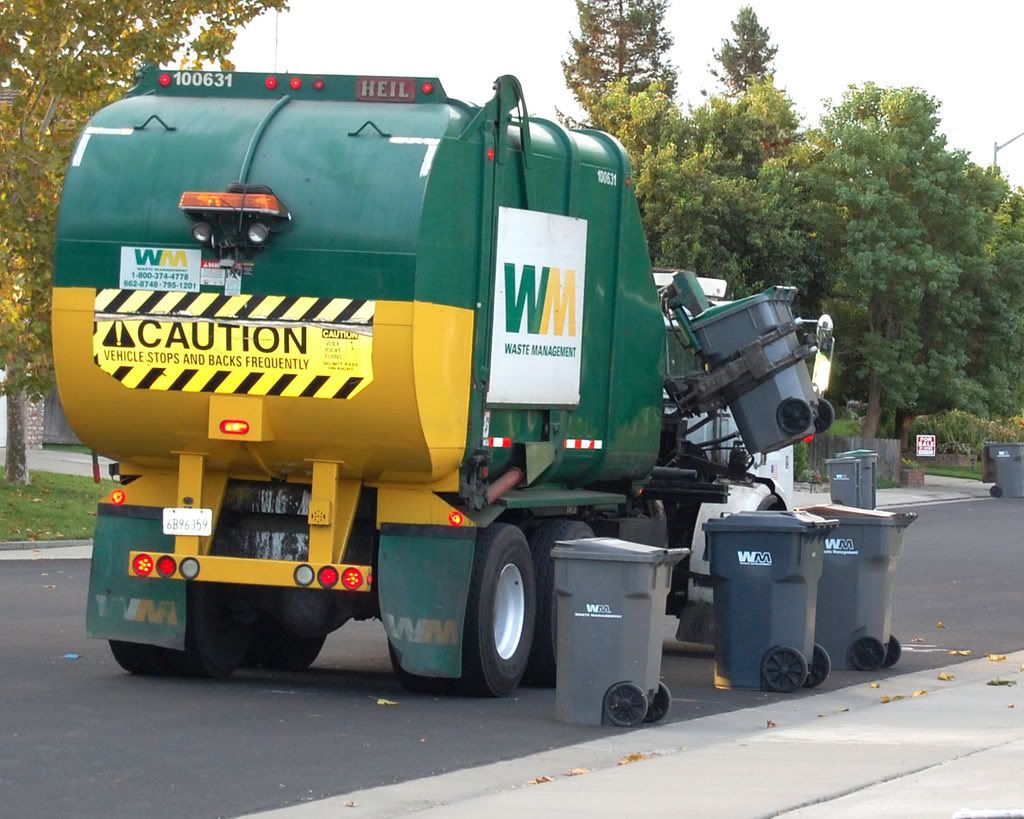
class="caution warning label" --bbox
[92,289,374,400]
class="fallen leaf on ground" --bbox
[912,689,928,697]
[766,719,777,728]
[839,707,849,712]
[1009,704,1016,709]
[344,801,357,808]
[375,698,398,706]
[937,672,956,681]
[987,678,1018,687]
[936,621,946,629]
[987,654,1008,662]
[912,636,925,644]
[618,753,650,766]
[565,768,590,776]
[529,775,554,784]
[949,650,971,656]
[43,584,56,590]
[880,695,891,704]
[869,681,880,689]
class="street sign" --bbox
[916,434,936,458]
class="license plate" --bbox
[162,507,213,536]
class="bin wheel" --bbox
[990,484,1003,498]
[523,519,594,687]
[643,681,672,724]
[603,682,650,727]
[803,643,832,689]
[848,636,887,671]
[456,523,536,697]
[761,646,809,693]
[881,635,902,669]
[387,640,455,696]
[814,398,835,434]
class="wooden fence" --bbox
[807,435,901,482]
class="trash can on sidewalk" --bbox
[826,449,878,509]
[552,538,688,727]
[703,511,837,693]
[801,504,917,671]
[986,443,1024,498]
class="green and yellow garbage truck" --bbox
[53,67,833,696]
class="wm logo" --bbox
[134,248,189,267]
[384,614,459,646]
[737,550,772,566]
[504,263,577,337]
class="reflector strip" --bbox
[564,439,603,450]
[484,437,512,448]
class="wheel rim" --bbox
[493,563,525,660]
[849,637,886,671]
[605,683,648,726]
[763,647,806,692]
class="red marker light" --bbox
[317,565,339,588]
[158,73,172,87]
[156,556,177,577]
[289,76,302,90]
[420,81,434,95]
[486,147,495,161]
[219,420,250,435]
[341,567,363,590]
[313,78,325,91]
[132,553,154,577]
[448,510,464,527]
[110,489,127,505]
[802,434,814,444]
[265,76,278,90]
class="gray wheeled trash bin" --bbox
[987,443,1024,498]
[826,449,878,509]
[801,504,917,671]
[703,511,837,693]
[552,538,688,727]
[688,287,827,454]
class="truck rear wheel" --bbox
[109,640,158,674]
[456,523,536,697]
[387,640,455,695]
[247,619,327,672]
[523,519,594,686]
[183,582,253,678]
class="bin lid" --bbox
[835,449,878,459]
[798,504,918,528]
[703,510,838,533]
[551,537,690,564]
[824,456,857,465]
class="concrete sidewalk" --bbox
[793,473,993,509]
[0,447,115,479]
[254,652,1024,818]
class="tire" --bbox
[643,681,672,724]
[387,640,455,696]
[813,398,835,434]
[991,484,1003,498]
[183,582,253,679]
[247,619,326,672]
[456,523,536,697]
[109,640,156,674]
[523,519,594,687]
[603,682,649,727]
[803,643,831,689]
[848,635,887,672]
[761,645,809,693]
[881,635,902,669]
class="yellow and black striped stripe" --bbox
[94,289,374,325]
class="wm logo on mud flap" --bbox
[384,614,458,646]
[95,595,178,625]
[737,550,773,566]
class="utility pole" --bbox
[994,130,1024,167]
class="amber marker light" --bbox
[448,510,464,527]
[110,489,127,505]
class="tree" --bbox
[0,0,286,484]
[805,84,1010,437]
[563,0,677,123]
[711,6,778,96]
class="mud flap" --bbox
[378,524,475,678]
[85,507,186,650]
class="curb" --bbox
[0,539,92,552]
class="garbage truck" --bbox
[53,67,833,696]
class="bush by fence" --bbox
[908,410,1024,455]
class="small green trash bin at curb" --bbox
[800,504,917,671]
[552,538,688,728]
[826,449,877,509]
[703,511,837,693]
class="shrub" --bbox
[909,410,990,454]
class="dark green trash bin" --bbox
[826,449,877,509]
[703,511,837,693]
[802,504,917,671]
[552,538,688,727]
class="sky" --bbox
[228,0,1024,187]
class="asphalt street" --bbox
[0,497,1020,818]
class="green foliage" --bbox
[711,6,778,96]
[793,439,809,480]
[563,0,677,124]
[0,469,115,541]
[909,410,1024,454]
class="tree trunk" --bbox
[5,389,30,485]
[861,372,883,438]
